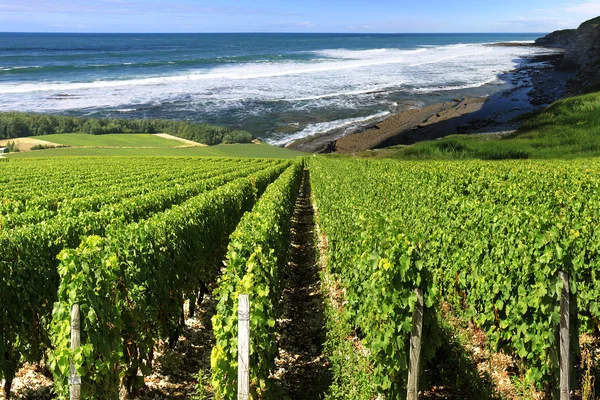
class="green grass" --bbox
[363,91,600,160]
[7,143,303,159]
[38,133,184,148]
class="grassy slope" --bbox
[7,143,303,159]
[37,133,184,147]
[363,91,600,160]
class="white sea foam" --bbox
[268,111,391,146]
[0,44,545,96]
[412,77,503,93]
[0,66,42,71]
[0,42,557,145]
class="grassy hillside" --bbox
[7,143,303,159]
[34,133,185,148]
[366,91,600,160]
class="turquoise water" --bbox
[0,33,551,144]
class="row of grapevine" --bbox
[0,158,260,217]
[49,163,291,398]
[0,162,254,229]
[0,157,288,396]
[309,157,600,397]
[211,161,303,398]
[0,157,200,193]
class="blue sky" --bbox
[1,0,599,33]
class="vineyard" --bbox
[309,157,600,398]
[1,156,600,399]
[0,157,297,399]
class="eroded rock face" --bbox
[537,16,600,93]
[564,17,600,68]
[566,17,600,93]
[535,29,577,48]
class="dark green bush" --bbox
[5,141,19,153]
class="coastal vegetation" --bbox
[363,90,600,160]
[0,112,254,145]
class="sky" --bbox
[0,0,599,33]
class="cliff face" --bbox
[565,17,600,93]
[536,16,600,93]
[564,17,600,67]
[534,29,577,48]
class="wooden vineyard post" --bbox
[407,288,424,400]
[559,271,570,400]
[70,304,81,400]
[238,294,250,400]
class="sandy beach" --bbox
[288,51,573,153]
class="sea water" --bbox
[0,33,554,145]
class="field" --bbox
[0,133,190,153]
[0,112,254,145]
[2,154,599,400]
[6,141,303,159]
[28,133,188,148]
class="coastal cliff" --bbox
[289,24,600,154]
[537,16,600,93]
[534,29,577,48]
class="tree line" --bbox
[0,112,254,145]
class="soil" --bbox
[0,364,53,400]
[423,304,525,400]
[138,295,217,399]
[273,169,331,399]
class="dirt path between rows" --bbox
[274,169,331,399]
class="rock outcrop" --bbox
[565,17,600,93]
[537,16,600,93]
[535,29,577,48]
[564,17,600,65]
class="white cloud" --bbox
[495,16,578,31]
[563,0,600,15]
[273,21,316,29]
[345,25,373,30]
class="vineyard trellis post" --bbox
[70,304,82,400]
[559,271,570,400]
[238,294,250,400]
[407,288,424,400]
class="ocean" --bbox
[0,33,554,145]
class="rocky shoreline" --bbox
[289,50,572,153]
[287,16,600,154]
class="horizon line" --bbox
[0,31,549,35]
